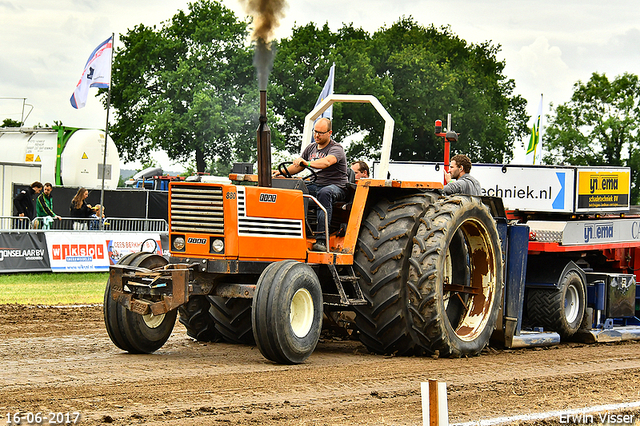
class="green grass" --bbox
[0,273,109,305]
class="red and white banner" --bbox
[46,233,163,272]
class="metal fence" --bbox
[0,216,168,232]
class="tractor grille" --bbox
[170,185,224,234]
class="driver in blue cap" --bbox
[273,117,348,251]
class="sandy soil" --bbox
[1,304,640,425]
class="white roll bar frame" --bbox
[300,94,394,179]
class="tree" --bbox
[368,19,528,163]
[544,72,640,203]
[269,23,390,153]
[2,118,22,127]
[109,0,256,172]
[269,18,528,164]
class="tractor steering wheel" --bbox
[277,161,318,182]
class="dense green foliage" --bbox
[270,18,529,163]
[2,118,22,127]
[109,0,256,172]
[110,4,529,170]
[544,72,640,203]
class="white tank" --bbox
[0,127,120,188]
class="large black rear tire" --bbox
[208,296,255,345]
[178,296,221,342]
[353,193,503,357]
[252,260,323,364]
[103,253,177,354]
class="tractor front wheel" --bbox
[252,260,323,364]
[103,252,177,354]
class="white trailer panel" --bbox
[0,162,41,217]
[378,161,630,215]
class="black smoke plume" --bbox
[240,0,287,89]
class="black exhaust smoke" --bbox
[241,0,287,187]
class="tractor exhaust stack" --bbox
[257,90,272,187]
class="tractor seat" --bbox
[334,167,356,212]
[330,168,357,235]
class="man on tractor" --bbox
[274,117,348,251]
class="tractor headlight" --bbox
[211,238,224,253]
[173,236,185,251]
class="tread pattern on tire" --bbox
[104,253,176,354]
[353,193,436,356]
[208,296,254,345]
[353,193,502,358]
[178,296,221,342]
[526,270,585,339]
[252,260,323,364]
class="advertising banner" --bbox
[45,232,163,272]
[472,165,573,213]
[561,218,640,245]
[0,232,51,273]
[381,162,575,213]
[105,234,163,265]
[575,167,630,212]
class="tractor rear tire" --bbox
[252,260,323,364]
[103,252,177,354]
[526,270,586,339]
[178,296,221,342]
[208,296,255,345]
[353,193,503,357]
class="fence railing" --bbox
[0,216,168,232]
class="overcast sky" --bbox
[1,0,639,170]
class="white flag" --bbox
[315,62,335,119]
[70,36,113,109]
[310,63,335,142]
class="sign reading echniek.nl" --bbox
[382,162,575,213]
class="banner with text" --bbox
[0,233,51,273]
[381,162,575,213]
[106,234,163,265]
[46,233,163,272]
[575,168,630,212]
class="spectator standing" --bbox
[35,182,61,229]
[70,187,95,230]
[13,181,43,228]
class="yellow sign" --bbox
[576,169,630,210]
[25,154,34,162]
[82,152,88,159]
[35,155,41,162]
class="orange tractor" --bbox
[104,94,504,364]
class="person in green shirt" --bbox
[35,182,61,229]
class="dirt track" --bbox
[1,304,640,425]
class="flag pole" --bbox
[99,32,114,230]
